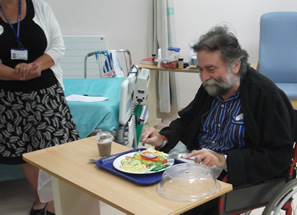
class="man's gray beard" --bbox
[203,72,239,97]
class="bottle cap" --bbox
[168,47,180,52]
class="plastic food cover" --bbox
[157,163,220,202]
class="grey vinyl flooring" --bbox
[0,178,126,215]
[0,178,266,215]
[0,179,34,215]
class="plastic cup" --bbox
[95,130,114,157]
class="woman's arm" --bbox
[0,62,41,81]
[0,53,54,81]
[14,54,54,80]
[41,0,65,64]
[32,53,55,71]
[0,64,19,80]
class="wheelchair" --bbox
[218,142,297,215]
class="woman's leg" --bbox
[47,201,55,213]
[21,163,55,214]
[21,163,46,209]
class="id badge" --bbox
[11,48,28,60]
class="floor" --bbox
[0,177,268,215]
[0,179,35,215]
[0,178,126,215]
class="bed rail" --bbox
[84,49,132,78]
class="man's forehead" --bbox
[197,50,224,66]
[197,49,222,58]
[197,64,218,71]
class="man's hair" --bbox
[192,26,249,77]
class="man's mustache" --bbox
[203,78,220,87]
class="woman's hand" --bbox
[184,148,226,168]
[14,62,42,80]
[140,127,163,147]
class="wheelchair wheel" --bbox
[262,178,297,215]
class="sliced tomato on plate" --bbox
[140,151,160,161]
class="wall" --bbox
[173,0,297,109]
[47,0,297,110]
[46,0,151,66]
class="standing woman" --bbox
[0,0,80,214]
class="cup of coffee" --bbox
[95,130,114,157]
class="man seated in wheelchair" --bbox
[141,26,295,215]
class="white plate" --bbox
[113,151,174,174]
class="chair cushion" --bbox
[276,83,297,100]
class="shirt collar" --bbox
[215,91,240,103]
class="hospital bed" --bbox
[65,49,150,147]
[64,77,125,138]
[64,49,133,139]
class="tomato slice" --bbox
[140,151,157,159]
[161,159,168,164]
[140,151,160,161]
[141,156,160,161]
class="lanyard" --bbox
[0,0,23,48]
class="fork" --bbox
[166,153,196,163]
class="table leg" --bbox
[51,176,100,215]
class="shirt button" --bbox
[221,104,224,108]
[218,124,221,127]
[212,141,215,144]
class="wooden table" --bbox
[23,137,232,215]
[138,64,200,73]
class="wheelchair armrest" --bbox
[222,175,228,183]
[220,178,286,214]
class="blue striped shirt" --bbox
[198,91,245,153]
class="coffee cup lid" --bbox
[95,129,114,142]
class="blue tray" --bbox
[96,148,183,186]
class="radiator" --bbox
[60,35,106,78]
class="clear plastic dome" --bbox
[157,163,220,202]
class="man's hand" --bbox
[184,148,226,168]
[140,127,163,147]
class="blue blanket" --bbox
[63,78,125,138]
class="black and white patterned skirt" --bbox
[0,83,80,164]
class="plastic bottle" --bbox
[168,47,180,61]
[178,57,184,69]
[157,48,162,68]
[152,54,156,64]
[189,43,197,66]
